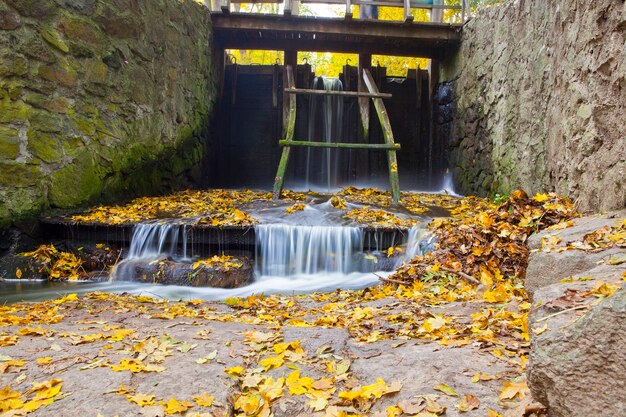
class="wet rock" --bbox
[120,257,255,289]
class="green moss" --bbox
[48,151,102,208]
[0,162,40,187]
[28,130,64,163]
[38,61,77,88]
[0,126,20,160]
[0,99,32,124]
[40,26,69,53]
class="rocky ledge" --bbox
[525,210,625,417]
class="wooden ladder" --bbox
[272,66,401,202]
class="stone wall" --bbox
[438,0,625,212]
[0,0,215,229]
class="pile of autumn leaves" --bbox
[391,190,578,292]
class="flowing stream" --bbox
[1,220,432,304]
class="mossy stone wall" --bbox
[438,0,625,211]
[0,0,215,229]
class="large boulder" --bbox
[527,285,625,417]
[525,209,626,297]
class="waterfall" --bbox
[126,222,190,260]
[112,220,433,287]
[255,224,362,276]
[305,77,344,191]
[111,222,190,281]
[401,226,435,263]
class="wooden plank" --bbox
[285,88,392,99]
[362,68,401,202]
[279,140,400,149]
[273,65,296,199]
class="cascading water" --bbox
[255,224,363,276]
[111,222,190,281]
[305,77,344,191]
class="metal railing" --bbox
[209,0,471,23]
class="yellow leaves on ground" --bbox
[53,293,78,304]
[285,203,306,214]
[499,379,528,401]
[70,189,307,226]
[163,397,194,414]
[192,254,243,271]
[592,281,620,298]
[286,369,315,395]
[482,283,511,303]
[391,190,577,304]
[66,187,494,230]
[193,392,215,407]
[127,393,156,406]
[0,359,24,374]
[457,394,480,412]
[20,245,84,281]
[0,378,64,414]
[0,336,19,346]
[344,206,416,228]
[433,383,457,396]
[225,366,245,376]
[338,379,402,411]
[110,358,165,373]
[36,357,53,365]
[258,355,284,371]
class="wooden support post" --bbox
[272,63,280,108]
[283,51,297,135]
[343,63,351,91]
[230,62,238,106]
[220,0,230,14]
[362,68,401,202]
[358,53,371,141]
[273,65,296,199]
[403,0,414,23]
[345,0,352,20]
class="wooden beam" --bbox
[362,68,401,202]
[285,88,391,99]
[279,140,400,149]
[211,14,461,58]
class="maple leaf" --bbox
[163,397,194,414]
[259,355,284,371]
[193,392,214,407]
[286,369,314,395]
[499,380,528,401]
[457,395,480,412]
[224,366,245,376]
[128,393,156,406]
